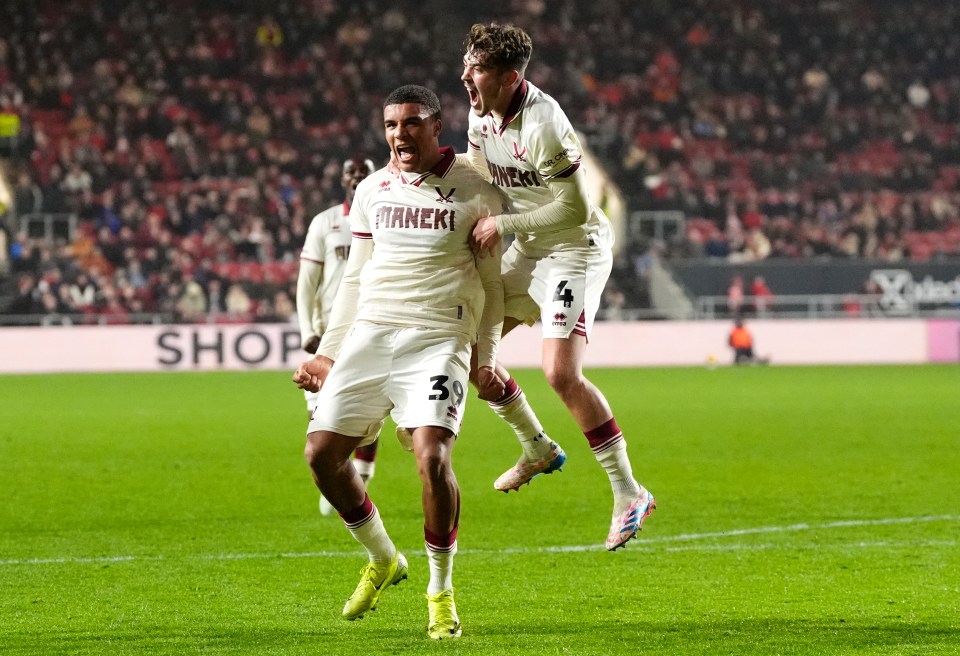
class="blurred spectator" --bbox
[206,278,226,315]
[750,276,774,316]
[599,282,630,321]
[273,289,296,323]
[177,280,207,322]
[0,101,20,156]
[67,272,97,310]
[225,282,252,318]
[727,275,744,317]
[2,0,960,326]
[0,224,9,274]
[255,16,283,49]
[7,273,41,315]
[12,171,43,215]
[61,163,92,196]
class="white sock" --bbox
[489,390,552,460]
[426,541,456,594]
[345,506,396,563]
[595,440,641,514]
[354,458,375,481]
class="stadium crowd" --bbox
[2,0,960,323]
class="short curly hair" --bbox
[463,23,533,77]
[383,84,442,120]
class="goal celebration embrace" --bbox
[6,2,956,655]
[293,22,655,641]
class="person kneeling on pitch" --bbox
[293,84,506,639]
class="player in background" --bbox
[293,85,506,639]
[296,157,379,516]
[460,23,655,551]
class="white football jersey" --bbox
[466,80,613,256]
[350,147,509,336]
[299,202,353,336]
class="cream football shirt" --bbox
[466,80,614,257]
[297,202,353,341]
[318,147,508,368]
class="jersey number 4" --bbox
[553,280,574,308]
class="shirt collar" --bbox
[495,79,528,135]
[400,146,456,186]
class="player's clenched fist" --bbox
[293,355,334,393]
[475,365,505,401]
[470,216,501,257]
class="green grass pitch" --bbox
[1,364,958,655]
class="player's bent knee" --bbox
[303,431,341,469]
[543,363,580,396]
[303,437,324,467]
[416,452,452,487]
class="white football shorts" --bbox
[307,322,472,444]
[501,243,612,340]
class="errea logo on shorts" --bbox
[446,405,459,420]
[552,312,567,326]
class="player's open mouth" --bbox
[396,145,416,163]
[466,87,480,107]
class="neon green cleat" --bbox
[341,552,408,620]
[426,588,462,640]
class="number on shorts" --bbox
[428,375,465,406]
[553,280,574,308]
[429,375,449,400]
[451,380,464,407]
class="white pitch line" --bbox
[643,513,960,543]
[660,539,957,553]
[475,514,960,554]
[1,514,956,567]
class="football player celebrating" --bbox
[294,84,507,639]
[296,156,379,516]
[461,23,655,551]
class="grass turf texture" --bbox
[1,364,958,655]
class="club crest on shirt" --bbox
[435,187,456,203]
[512,142,527,162]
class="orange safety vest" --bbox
[729,327,752,349]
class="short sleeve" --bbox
[528,121,583,181]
